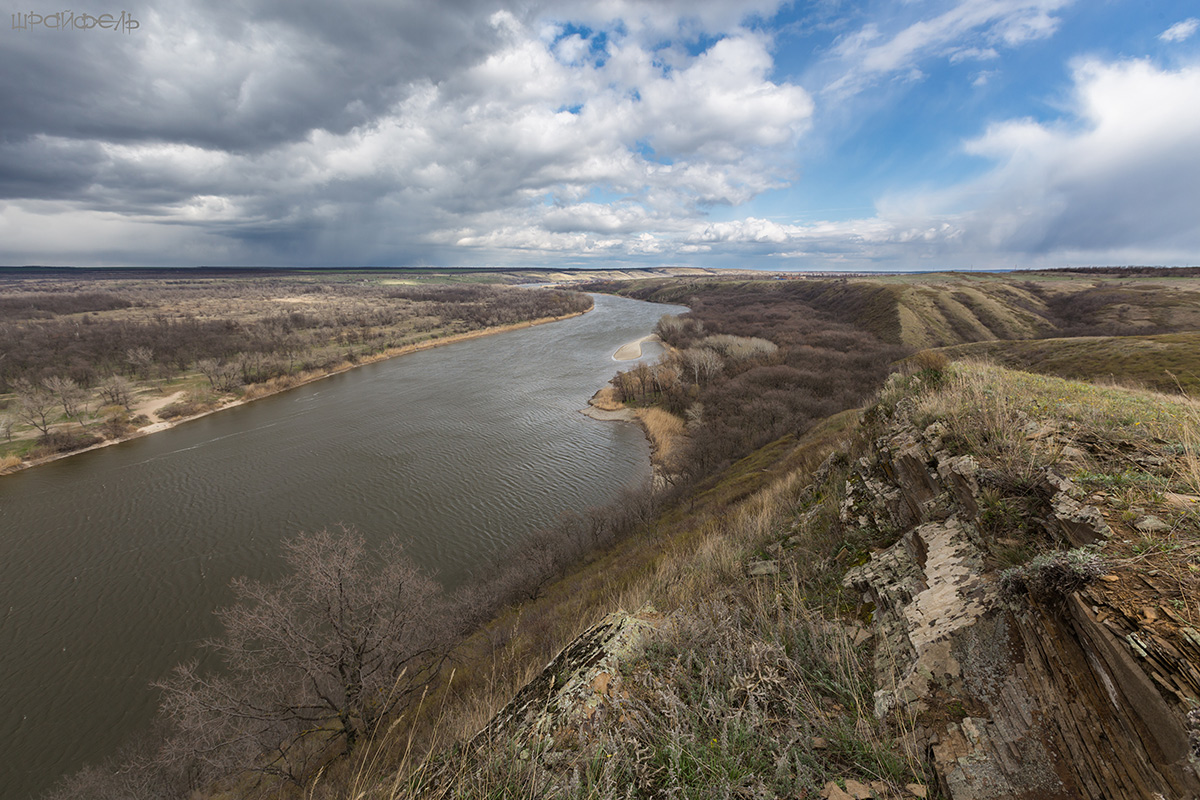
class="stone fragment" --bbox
[843,778,874,798]
[812,736,829,749]
[1060,445,1088,463]
[1134,515,1171,533]
[747,560,779,577]
[1048,493,1110,545]
[905,784,928,798]
[850,624,873,646]
[1025,422,1058,440]
[937,454,980,517]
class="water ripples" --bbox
[0,293,684,799]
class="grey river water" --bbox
[0,293,684,799]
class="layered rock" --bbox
[472,606,667,755]
[842,419,1200,799]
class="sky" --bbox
[1,0,1198,271]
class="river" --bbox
[0,292,684,799]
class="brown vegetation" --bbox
[0,271,590,466]
[593,279,910,480]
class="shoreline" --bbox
[1,305,593,478]
[580,333,684,489]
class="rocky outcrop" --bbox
[472,606,667,755]
[842,419,1200,799]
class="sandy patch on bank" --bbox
[613,334,661,361]
[580,386,634,421]
[135,390,185,423]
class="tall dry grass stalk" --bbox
[635,407,686,464]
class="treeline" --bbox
[1033,265,1200,278]
[386,283,589,328]
[595,280,910,479]
[0,291,134,319]
[0,284,589,392]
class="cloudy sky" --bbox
[2,0,1198,270]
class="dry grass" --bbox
[398,579,922,800]
[634,407,686,468]
[321,403,867,799]
[934,332,1200,394]
[905,359,1199,451]
[1178,396,1200,498]
[587,386,624,412]
[0,454,22,471]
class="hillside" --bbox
[394,358,1200,799]
[933,331,1200,394]
[46,270,1200,800]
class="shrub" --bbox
[1000,548,1108,600]
[33,430,103,456]
[906,349,950,386]
[156,397,210,420]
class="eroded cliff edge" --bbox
[841,405,1200,799]
[475,360,1200,799]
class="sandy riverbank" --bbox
[0,306,592,478]
[612,333,661,361]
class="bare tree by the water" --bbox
[43,375,86,423]
[155,525,453,790]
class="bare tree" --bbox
[652,361,681,395]
[0,413,12,441]
[97,374,135,410]
[197,358,241,392]
[156,526,453,789]
[12,379,57,435]
[126,346,154,380]
[681,347,723,386]
[632,362,652,398]
[43,375,86,422]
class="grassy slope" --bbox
[589,270,1200,351]
[377,358,1200,799]
[932,331,1200,394]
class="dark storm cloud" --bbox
[0,0,522,228]
[1,0,504,152]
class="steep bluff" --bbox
[841,404,1200,798]
[467,361,1199,800]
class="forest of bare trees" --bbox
[0,276,590,463]
[598,280,911,480]
[0,282,588,391]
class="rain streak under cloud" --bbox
[1,0,1198,270]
